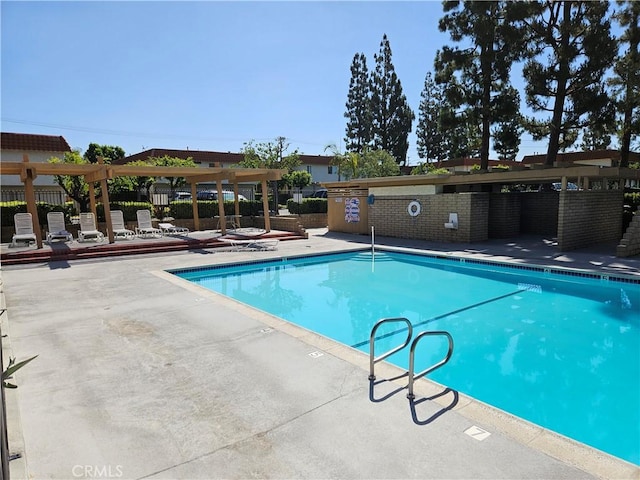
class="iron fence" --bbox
[1,190,67,205]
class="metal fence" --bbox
[1,189,67,205]
[1,186,258,206]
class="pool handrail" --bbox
[407,330,454,400]
[368,317,413,381]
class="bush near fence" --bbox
[624,192,640,210]
[287,198,328,215]
[1,200,267,226]
[169,200,263,219]
[0,202,77,227]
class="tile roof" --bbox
[115,148,333,166]
[1,132,72,153]
[521,149,640,165]
[438,157,516,167]
[115,148,244,165]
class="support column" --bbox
[216,180,226,235]
[191,183,200,231]
[88,182,97,217]
[261,179,271,232]
[97,158,114,243]
[233,183,240,219]
[21,155,43,248]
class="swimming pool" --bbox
[172,249,640,465]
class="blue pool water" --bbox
[173,250,640,465]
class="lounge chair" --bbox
[78,212,105,242]
[219,238,279,251]
[110,210,136,240]
[158,222,189,236]
[135,210,162,238]
[46,212,73,244]
[10,213,37,248]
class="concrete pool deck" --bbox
[1,229,639,479]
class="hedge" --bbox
[286,198,328,214]
[169,200,264,219]
[0,201,77,227]
[623,192,640,211]
[0,200,265,226]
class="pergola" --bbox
[0,156,286,248]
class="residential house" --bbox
[1,132,72,202]
[522,150,640,188]
[521,149,640,168]
[116,148,338,196]
[409,157,520,174]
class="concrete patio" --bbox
[1,229,638,479]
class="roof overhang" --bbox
[322,166,640,189]
[0,162,287,183]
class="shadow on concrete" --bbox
[409,387,459,426]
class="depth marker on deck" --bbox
[464,425,491,441]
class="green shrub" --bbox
[167,200,264,219]
[96,202,153,222]
[624,192,640,211]
[0,201,77,226]
[287,198,327,214]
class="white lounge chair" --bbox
[135,210,162,238]
[110,210,136,240]
[78,212,105,242]
[219,238,279,251]
[158,222,189,236]
[10,213,37,248]
[46,212,73,244]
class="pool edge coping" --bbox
[156,256,640,480]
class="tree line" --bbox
[48,139,311,213]
[343,0,639,173]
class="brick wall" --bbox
[280,213,327,229]
[520,192,559,235]
[557,190,623,251]
[253,216,307,236]
[368,193,488,242]
[488,194,521,238]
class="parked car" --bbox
[171,192,192,201]
[538,182,579,192]
[196,190,248,201]
[308,189,328,198]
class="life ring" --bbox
[407,201,421,217]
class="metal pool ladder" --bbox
[368,317,454,400]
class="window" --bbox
[328,166,334,174]
[306,166,312,174]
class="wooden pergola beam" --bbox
[1,161,287,249]
[84,165,113,183]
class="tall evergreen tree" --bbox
[430,68,483,160]
[443,109,482,160]
[492,87,524,161]
[579,121,613,151]
[610,0,640,167]
[370,34,414,166]
[416,72,447,164]
[523,0,617,166]
[344,53,372,153]
[436,1,528,171]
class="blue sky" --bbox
[1,1,549,164]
